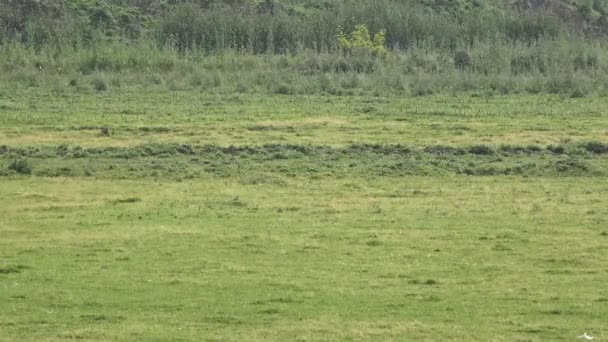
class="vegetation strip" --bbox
[2,1,608,96]
[3,142,608,157]
[2,143,607,178]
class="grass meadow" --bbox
[1,89,608,340]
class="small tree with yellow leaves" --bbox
[337,24,387,56]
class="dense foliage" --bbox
[1,0,608,96]
[2,0,606,52]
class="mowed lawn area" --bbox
[1,92,607,341]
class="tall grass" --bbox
[1,0,607,96]
[1,38,606,97]
[0,0,592,53]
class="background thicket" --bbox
[1,0,608,96]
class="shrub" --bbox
[511,55,546,74]
[547,145,566,154]
[578,1,594,20]
[273,83,295,95]
[92,75,108,92]
[318,74,337,94]
[8,159,32,174]
[584,141,608,154]
[570,86,588,98]
[574,53,598,70]
[147,74,164,86]
[235,83,249,93]
[156,3,202,51]
[11,68,39,87]
[454,50,472,71]
[340,74,360,89]
[526,145,543,152]
[337,25,387,56]
[593,0,607,15]
[468,145,494,155]
[110,77,121,88]
[546,75,573,94]
[555,159,588,173]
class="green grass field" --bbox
[1,90,607,341]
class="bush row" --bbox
[0,0,596,53]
